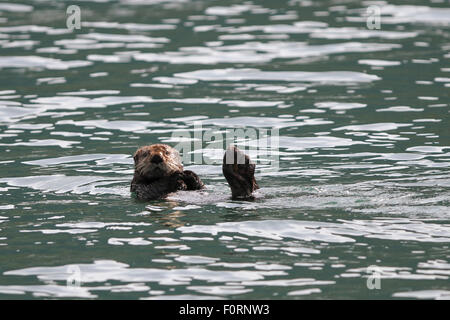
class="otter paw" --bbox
[168,172,188,191]
[222,145,259,200]
[182,170,205,190]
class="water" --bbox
[0,0,449,299]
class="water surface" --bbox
[0,0,449,299]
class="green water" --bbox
[0,0,449,299]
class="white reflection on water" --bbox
[1,259,335,298]
[175,68,380,83]
[0,175,128,195]
[4,259,286,284]
[178,219,450,243]
[393,290,450,300]
[133,42,400,64]
[0,56,92,70]
[348,5,450,25]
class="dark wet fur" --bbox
[131,170,204,201]
[131,144,257,201]
[222,146,259,200]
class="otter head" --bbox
[133,144,183,181]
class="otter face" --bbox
[133,144,183,180]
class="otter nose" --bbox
[151,154,163,164]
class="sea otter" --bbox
[130,144,258,201]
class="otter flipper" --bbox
[222,146,259,200]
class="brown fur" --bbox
[132,144,183,183]
[130,144,258,201]
[222,145,259,200]
[131,144,204,200]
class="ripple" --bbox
[334,123,411,132]
[174,255,219,264]
[187,285,252,296]
[134,42,399,65]
[0,175,127,195]
[349,5,450,25]
[0,0,449,300]
[175,68,380,83]
[0,282,150,299]
[178,218,450,243]
[278,135,363,150]
[196,116,332,128]
[108,238,153,245]
[4,259,286,286]
[287,288,321,296]
[0,3,33,12]
[393,290,450,300]
[23,154,131,167]
[80,32,169,43]
[205,5,262,16]
[358,59,401,67]
[0,285,95,298]
[0,139,80,148]
[56,119,170,132]
[406,146,448,153]
[178,220,356,243]
[0,56,92,70]
[376,106,423,112]
[0,105,44,122]
[311,28,416,39]
[82,21,176,31]
[314,101,367,111]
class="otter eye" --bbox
[165,151,170,156]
